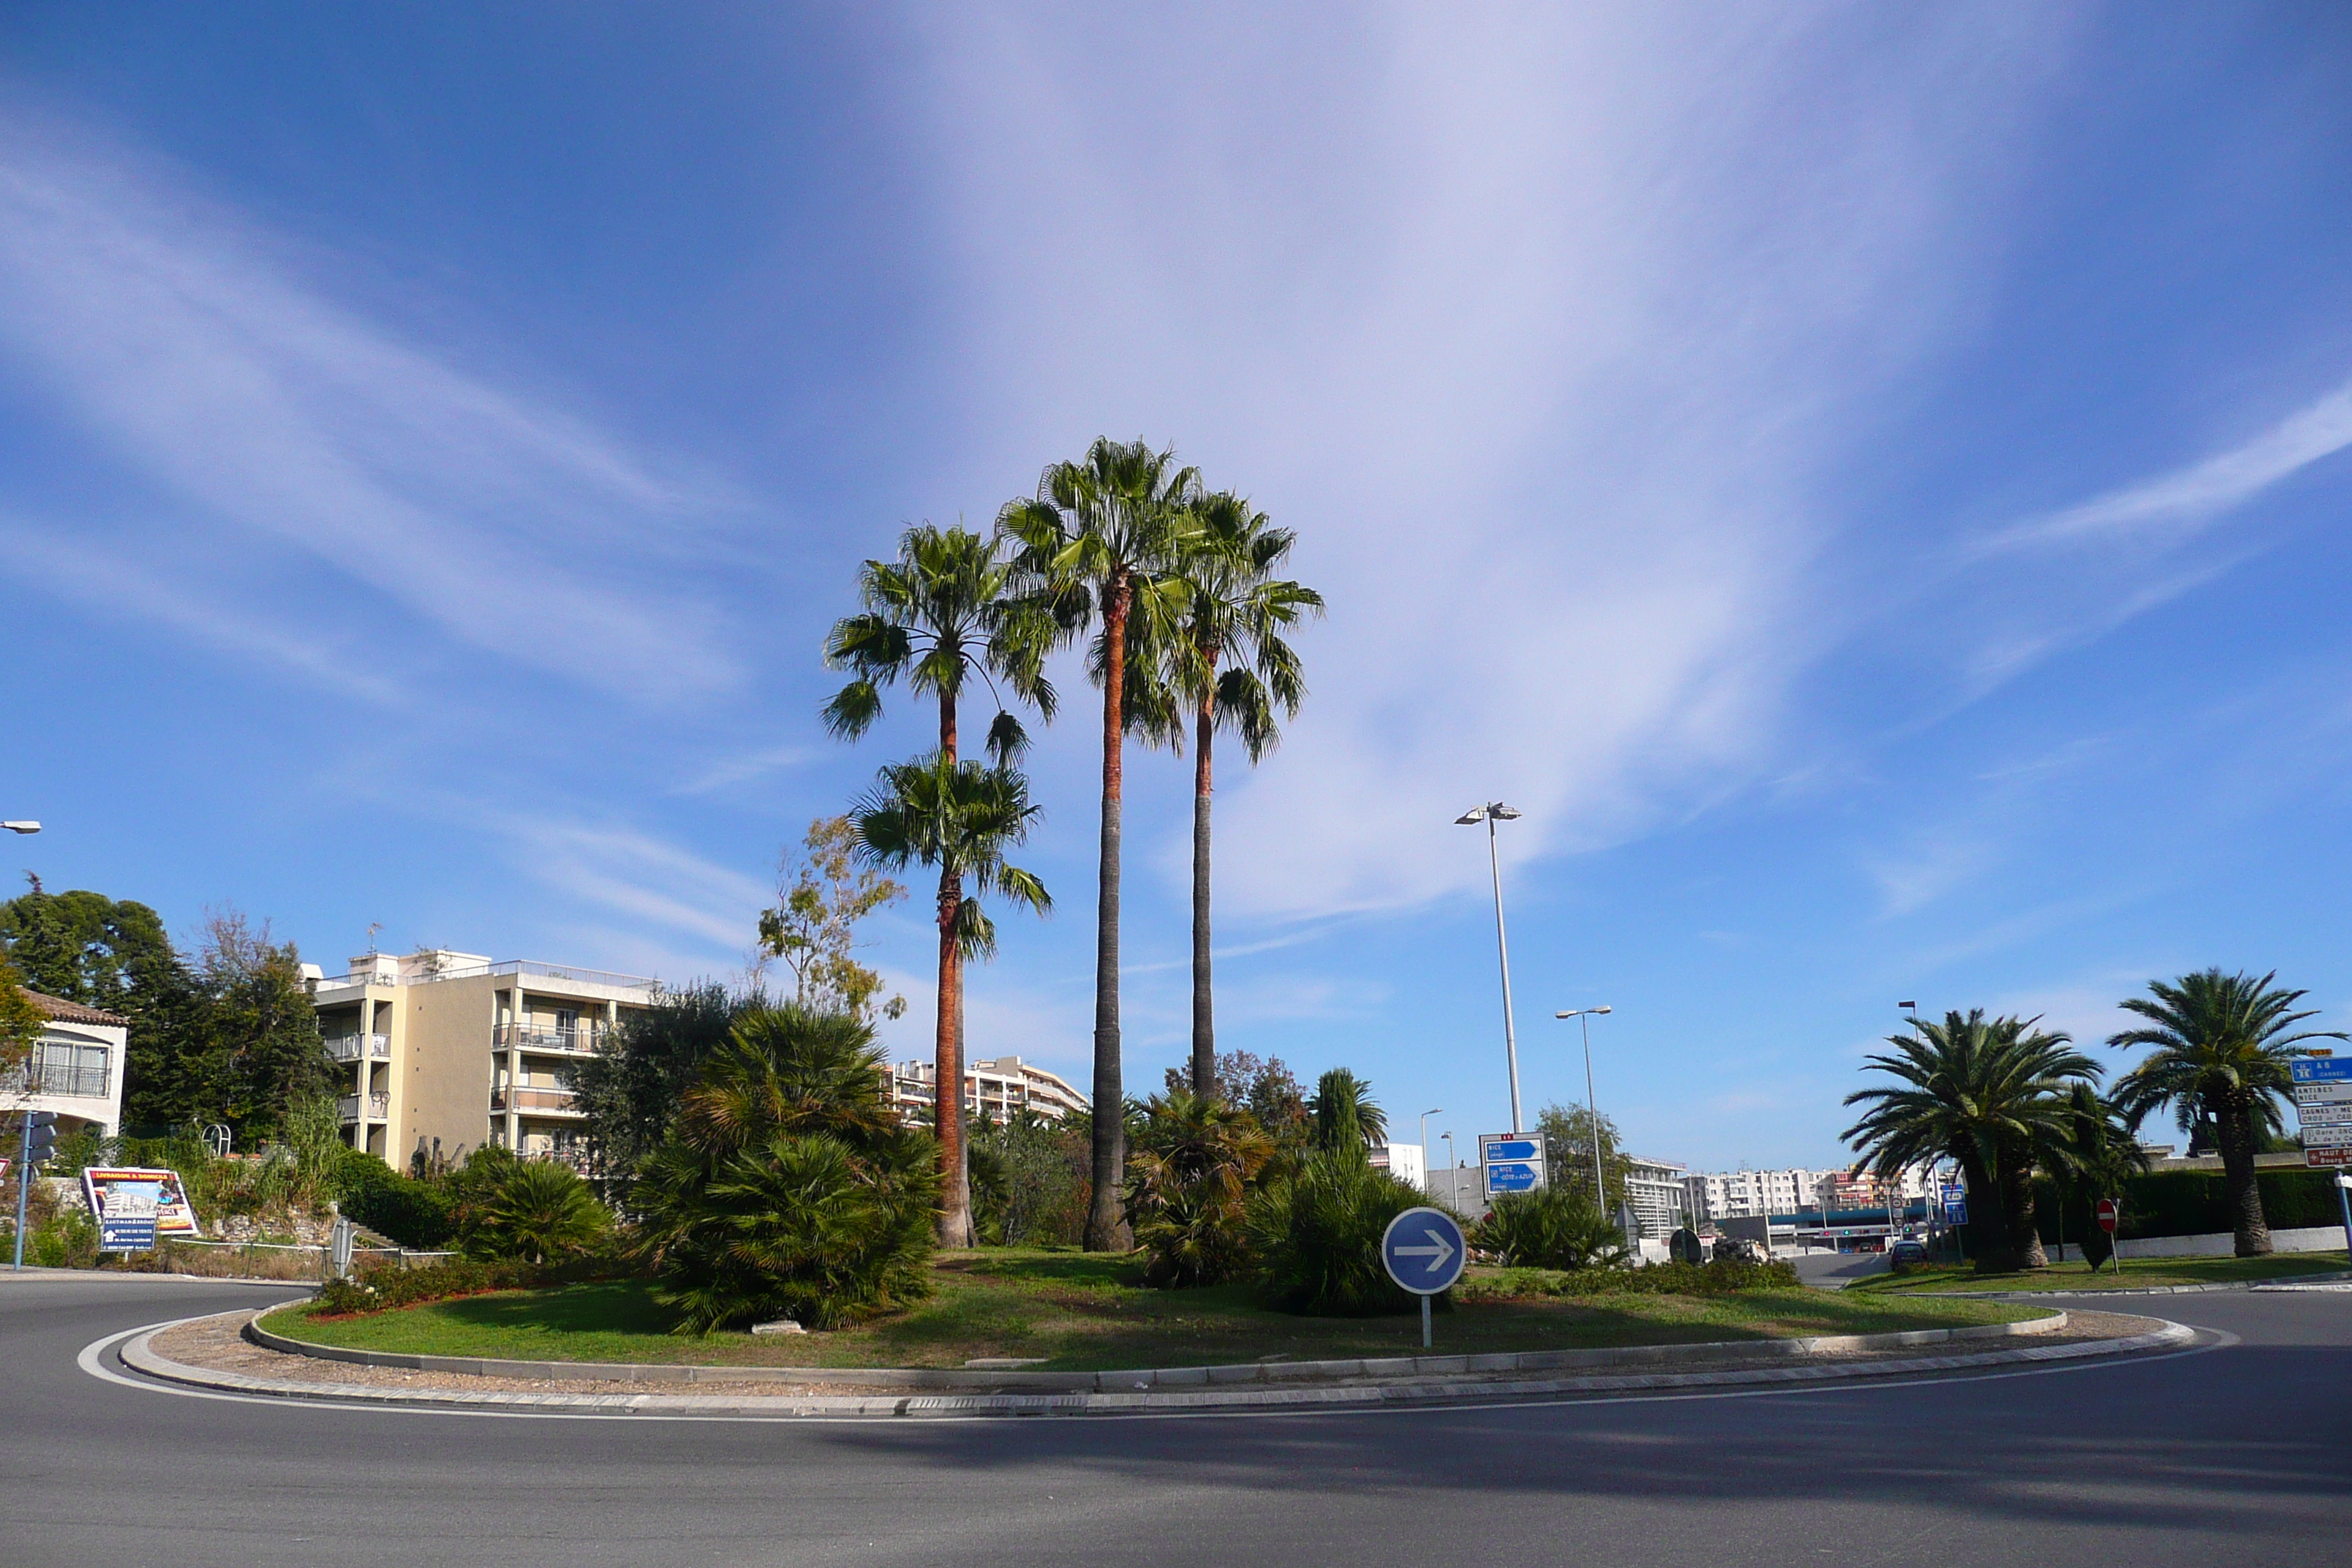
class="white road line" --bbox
[78,1315,2235,1427]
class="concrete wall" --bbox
[396,973,499,1171]
[2051,1224,2347,1262]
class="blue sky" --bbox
[4,5,2350,1173]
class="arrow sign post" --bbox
[1381,1206,1469,1349]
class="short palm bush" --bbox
[633,1003,938,1333]
[457,1159,610,1265]
[1123,1092,1275,1287]
[1474,1188,1631,1271]
[1245,1150,1437,1316]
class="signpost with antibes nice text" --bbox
[2292,1058,2352,1169]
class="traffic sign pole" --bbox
[2337,1173,2352,1264]
[12,1115,29,1272]
[1421,1294,1431,1349]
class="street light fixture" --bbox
[1456,802,1525,1132]
[1,823,38,834]
[1554,1006,1612,1213]
[1420,1108,1443,1164]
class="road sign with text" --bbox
[2296,1060,2352,1166]
[1480,1134,1545,1197]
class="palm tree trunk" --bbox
[1084,573,1132,1251]
[1189,686,1215,1101]
[936,871,971,1248]
[2000,1137,2048,1270]
[1960,1147,2017,1273]
[2217,1094,2273,1256]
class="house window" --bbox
[37,1042,109,1099]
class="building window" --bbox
[36,1042,109,1099]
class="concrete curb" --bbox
[118,1311,2195,1420]
[244,1308,2071,1392]
[1903,1268,2352,1300]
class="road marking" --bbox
[78,1316,2237,1427]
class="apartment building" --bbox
[1623,1154,1692,1237]
[1,990,129,1137]
[1682,1167,1828,1223]
[308,949,659,1170]
[886,1055,1088,1123]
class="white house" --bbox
[3,990,129,1137]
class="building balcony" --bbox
[326,1033,392,1063]
[337,1091,391,1123]
[494,1023,610,1056]
[0,1063,110,1100]
[491,1085,585,1117]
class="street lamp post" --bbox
[1456,803,1524,1133]
[1420,1108,1442,1188]
[1554,1007,1612,1213]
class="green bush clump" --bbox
[1245,1150,1441,1316]
[308,1257,548,1317]
[633,1004,938,1333]
[1123,1092,1275,1288]
[1458,1258,1799,1301]
[452,1156,611,1265]
[331,1147,454,1248]
[1473,1188,1631,1271]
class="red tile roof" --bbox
[21,990,129,1027]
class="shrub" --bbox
[970,1109,1089,1248]
[633,1003,938,1333]
[1474,1188,1631,1271]
[1245,1150,1438,1316]
[331,1147,453,1248]
[1123,1093,1275,1288]
[456,1159,610,1264]
[309,1257,548,1317]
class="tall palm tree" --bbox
[1842,1009,2098,1272]
[1169,491,1322,1100]
[821,524,1055,1225]
[853,755,1050,1247]
[998,437,1200,1251]
[2108,969,2342,1257]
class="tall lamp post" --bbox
[1456,803,1525,1132]
[6,821,41,1274]
[1554,1007,1612,1213]
[1420,1108,1443,1188]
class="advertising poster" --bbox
[80,1166,203,1251]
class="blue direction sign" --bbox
[2292,1058,2352,1083]
[1484,1162,1543,1194]
[1480,1136,1540,1163]
[1381,1206,1468,1296]
[1940,1184,1968,1226]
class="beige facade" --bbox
[1,991,129,1137]
[309,950,658,1172]
[886,1054,1088,1124]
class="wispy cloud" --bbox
[0,117,745,704]
[479,812,770,951]
[670,744,814,797]
[1979,379,2352,555]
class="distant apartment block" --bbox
[1623,1154,1691,1237]
[308,949,659,1170]
[1366,1141,1427,1188]
[1,990,128,1137]
[1684,1164,1933,1224]
[886,1055,1088,1123]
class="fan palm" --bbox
[820,524,1056,1220]
[461,1159,609,1266]
[1842,1009,2099,1272]
[1167,491,1322,1098]
[998,437,1202,1249]
[2108,969,2342,1257]
[1123,1091,1277,1286]
[853,755,1049,1246]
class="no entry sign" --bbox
[2095,1197,2119,1235]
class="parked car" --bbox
[1888,1237,1929,1267]
[1712,1237,1770,1265]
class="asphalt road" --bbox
[4,1273,2345,1568]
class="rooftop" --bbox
[21,989,129,1028]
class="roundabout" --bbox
[9,1270,2345,1567]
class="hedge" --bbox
[2030,1169,2345,1245]
[330,1149,455,1249]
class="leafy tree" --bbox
[633,1003,937,1333]
[1537,1101,1629,1213]
[1123,1091,1275,1286]
[1166,491,1322,1098]
[188,911,333,1145]
[1164,1048,1310,1150]
[2041,1083,2149,1270]
[969,1107,1088,1247]
[757,817,906,1021]
[573,982,761,1206]
[854,755,1049,1247]
[2108,969,2343,1257]
[1842,1009,2100,1273]
[0,881,204,1126]
[0,954,43,1077]
[1000,437,1203,1250]
[458,1158,610,1265]
[1307,1068,1386,1158]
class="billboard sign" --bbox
[81,1166,202,1251]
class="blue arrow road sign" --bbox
[2292,1058,2352,1083]
[1480,1136,1540,1163]
[1484,1161,1543,1194]
[1382,1206,1468,1295]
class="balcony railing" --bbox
[491,1086,584,1116]
[336,1091,391,1123]
[493,1023,610,1055]
[0,1063,110,1099]
[326,1033,392,1063]
[314,959,660,994]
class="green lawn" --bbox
[263,1250,2040,1371]
[1852,1250,2351,1294]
